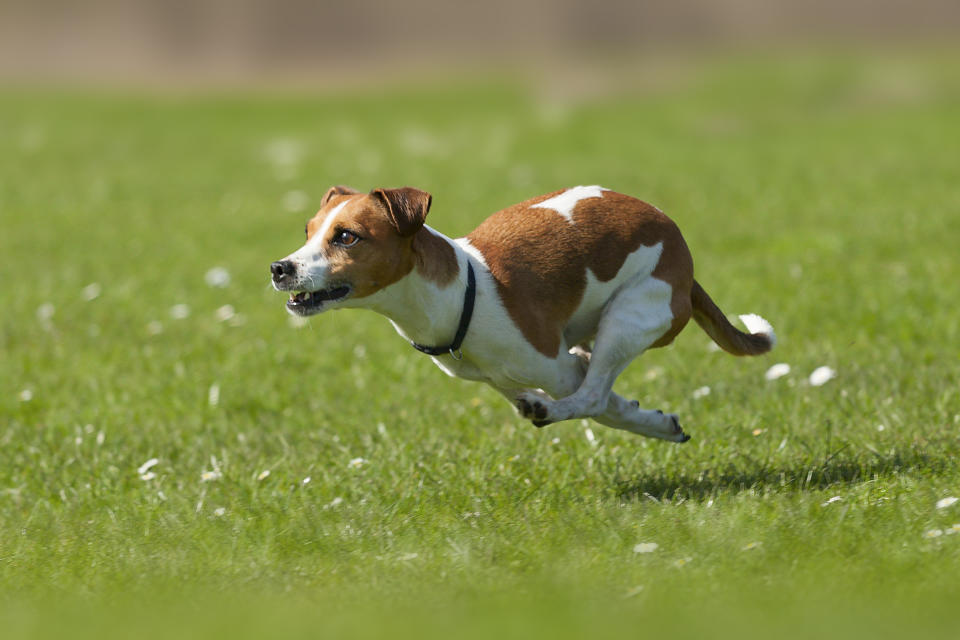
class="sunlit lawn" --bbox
[1,49,959,638]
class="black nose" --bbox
[271,260,295,282]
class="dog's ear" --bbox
[320,185,359,207]
[370,187,432,237]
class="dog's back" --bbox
[465,186,694,358]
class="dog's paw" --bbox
[515,393,552,427]
[663,412,691,443]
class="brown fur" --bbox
[304,188,457,299]
[370,187,432,237]
[467,190,694,358]
[306,194,419,299]
[412,228,459,286]
[320,185,360,207]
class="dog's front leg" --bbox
[511,347,590,428]
[493,386,555,428]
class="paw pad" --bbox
[515,395,550,425]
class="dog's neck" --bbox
[359,227,476,352]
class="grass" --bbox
[1,49,959,638]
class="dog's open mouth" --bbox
[286,285,352,315]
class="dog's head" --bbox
[271,186,432,316]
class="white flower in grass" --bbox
[326,497,343,509]
[765,363,790,381]
[169,304,190,320]
[208,383,220,407]
[672,557,692,568]
[201,470,222,482]
[584,428,598,447]
[282,190,309,213]
[257,469,271,481]
[809,366,836,387]
[622,585,645,599]
[348,457,367,469]
[643,366,664,381]
[935,497,957,510]
[821,496,842,506]
[146,321,164,335]
[81,283,102,301]
[213,507,226,517]
[36,303,55,322]
[137,458,159,475]
[692,386,711,399]
[263,138,304,172]
[633,542,658,554]
[288,315,309,329]
[302,476,311,485]
[214,305,235,322]
[946,524,960,535]
[204,267,231,288]
[140,472,156,481]
[18,389,33,402]
[742,541,762,551]
[924,529,943,539]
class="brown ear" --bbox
[320,185,359,207]
[370,187,432,237]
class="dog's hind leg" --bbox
[592,394,689,442]
[515,276,686,440]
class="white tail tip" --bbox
[739,313,777,348]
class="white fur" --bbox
[564,243,663,346]
[530,185,608,223]
[739,313,777,348]
[361,233,688,442]
[282,200,349,292]
[276,197,769,445]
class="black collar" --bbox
[410,261,476,360]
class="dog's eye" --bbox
[333,230,360,247]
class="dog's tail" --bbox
[691,280,775,356]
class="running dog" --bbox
[270,185,775,442]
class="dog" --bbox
[270,185,774,443]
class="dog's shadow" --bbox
[613,444,953,501]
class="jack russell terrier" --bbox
[270,185,775,443]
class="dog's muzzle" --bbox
[270,260,296,289]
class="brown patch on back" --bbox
[467,190,694,357]
[412,228,459,286]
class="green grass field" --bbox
[2,50,959,638]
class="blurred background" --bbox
[2,0,959,87]
[2,3,960,637]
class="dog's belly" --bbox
[432,353,558,391]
